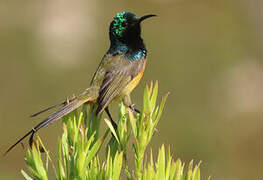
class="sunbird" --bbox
[5,11,156,155]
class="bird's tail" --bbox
[4,87,99,155]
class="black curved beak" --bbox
[139,14,157,23]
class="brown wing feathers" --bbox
[95,56,145,115]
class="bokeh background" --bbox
[1,0,263,179]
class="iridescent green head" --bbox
[112,12,134,37]
[109,12,156,44]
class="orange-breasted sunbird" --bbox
[5,12,156,155]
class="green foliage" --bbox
[21,82,206,179]
[21,138,49,180]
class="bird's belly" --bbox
[121,61,146,96]
[108,60,146,106]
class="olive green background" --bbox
[1,0,263,179]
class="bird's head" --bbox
[109,12,156,45]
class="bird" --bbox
[5,11,156,155]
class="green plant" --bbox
[21,82,205,180]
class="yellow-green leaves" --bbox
[142,145,202,180]
[22,144,48,180]
[105,149,123,180]
[21,82,206,180]
[131,81,169,179]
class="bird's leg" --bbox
[105,107,122,144]
[105,107,117,130]
[123,95,141,113]
[128,104,140,113]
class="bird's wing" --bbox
[95,54,145,114]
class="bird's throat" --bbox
[108,39,146,61]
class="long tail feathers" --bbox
[33,99,83,131]
[4,129,34,156]
[29,102,64,118]
[4,87,99,156]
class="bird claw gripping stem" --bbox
[129,104,141,114]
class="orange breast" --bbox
[122,61,146,95]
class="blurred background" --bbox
[1,0,263,179]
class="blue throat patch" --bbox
[108,42,146,61]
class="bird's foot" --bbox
[128,104,140,114]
